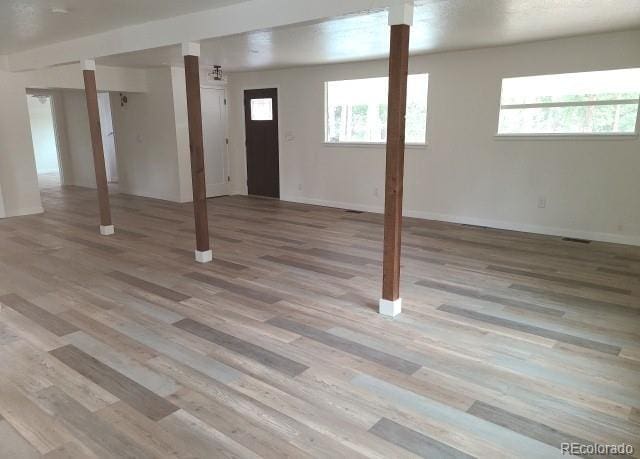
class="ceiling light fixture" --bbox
[50,7,69,14]
[208,65,223,81]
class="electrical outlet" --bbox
[374,187,379,197]
[538,196,547,208]
[297,183,302,191]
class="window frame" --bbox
[250,98,274,121]
[495,70,640,139]
[323,74,429,147]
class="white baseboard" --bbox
[206,183,230,198]
[117,185,182,203]
[3,206,45,218]
[281,195,382,214]
[280,194,640,247]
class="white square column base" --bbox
[379,298,402,317]
[100,225,115,236]
[195,249,213,263]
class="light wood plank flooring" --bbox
[0,185,639,458]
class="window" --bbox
[497,68,640,136]
[325,74,428,144]
[251,98,273,121]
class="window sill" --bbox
[494,132,639,140]
[323,142,428,149]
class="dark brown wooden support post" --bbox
[182,42,212,263]
[82,59,114,236]
[380,2,413,317]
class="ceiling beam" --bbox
[7,0,391,72]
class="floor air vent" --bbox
[562,237,591,244]
[345,209,364,214]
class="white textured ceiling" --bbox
[0,0,247,54]
[95,0,640,71]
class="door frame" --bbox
[240,85,282,197]
[97,91,119,184]
[26,90,66,185]
[201,84,230,197]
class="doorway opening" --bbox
[244,88,280,198]
[26,94,62,190]
[97,92,118,185]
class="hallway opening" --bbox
[26,94,62,190]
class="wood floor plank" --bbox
[174,318,309,377]
[352,373,565,458]
[167,387,314,458]
[415,278,564,317]
[267,316,422,375]
[185,271,283,304]
[282,246,378,266]
[108,318,244,384]
[467,401,596,452]
[44,441,99,459]
[508,284,639,316]
[487,265,632,295]
[34,386,156,459]
[50,344,178,421]
[437,304,622,355]
[261,254,356,279]
[63,331,178,396]
[370,417,475,459]
[96,401,183,458]
[107,271,191,302]
[0,418,41,459]
[0,379,73,454]
[159,409,263,459]
[0,294,78,337]
[1,186,639,457]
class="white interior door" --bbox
[97,92,118,183]
[201,88,228,197]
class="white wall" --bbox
[57,90,97,188]
[29,65,149,189]
[0,64,148,219]
[24,63,148,93]
[26,95,59,174]
[110,67,184,201]
[0,71,43,217]
[170,66,230,202]
[49,66,200,203]
[227,30,640,245]
[170,67,194,203]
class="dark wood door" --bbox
[244,88,280,198]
